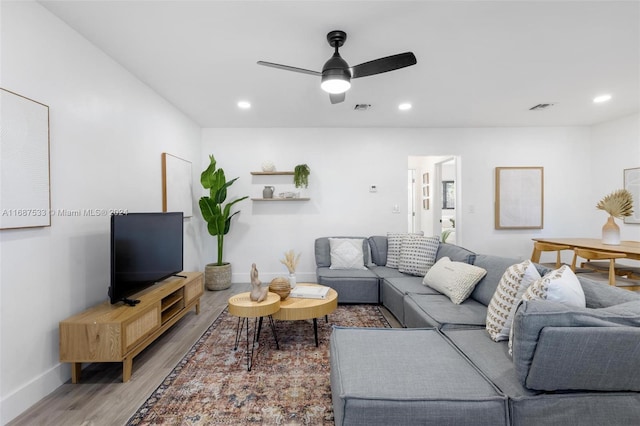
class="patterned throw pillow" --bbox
[398,235,440,276]
[386,232,424,269]
[328,238,367,270]
[422,257,487,304]
[486,260,540,342]
[521,265,586,306]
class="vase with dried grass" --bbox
[596,189,634,245]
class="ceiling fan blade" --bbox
[257,61,321,76]
[329,92,346,104]
[351,52,417,79]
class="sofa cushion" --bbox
[435,242,476,264]
[367,236,388,266]
[486,260,541,342]
[470,255,521,306]
[329,238,367,270]
[404,293,488,329]
[330,327,508,426]
[578,276,640,308]
[398,235,439,276]
[423,257,487,304]
[510,299,640,391]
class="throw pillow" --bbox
[485,260,541,342]
[385,232,423,268]
[521,265,586,307]
[398,235,440,276]
[328,238,367,270]
[422,256,487,304]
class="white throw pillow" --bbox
[486,260,541,342]
[423,257,487,304]
[398,235,440,276]
[521,265,586,306]
[329,238,367,270]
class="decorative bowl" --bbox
[269,277,291,300]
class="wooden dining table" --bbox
[532,238,640,262]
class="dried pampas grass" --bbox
[596,189,634,219]
[280,250,301,274]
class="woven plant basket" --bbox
[205,263,232,291]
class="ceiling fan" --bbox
[257,30,417,104]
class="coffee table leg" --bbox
[256,316,264,342]
[268,315,279,349]
[313,318,319,347]
[234,317,244,350]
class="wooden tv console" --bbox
[59,272,204,383]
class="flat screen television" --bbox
[109,212,184,304]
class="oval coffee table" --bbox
[271,283,338,346]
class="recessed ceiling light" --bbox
[237,101,251,109]
[593,94,612,103]
[398,103,412,111]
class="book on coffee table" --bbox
[289,285,330,299]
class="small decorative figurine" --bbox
[249,263,268,302]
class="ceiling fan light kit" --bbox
[258,30,416,104]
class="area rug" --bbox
[128,305,390,425]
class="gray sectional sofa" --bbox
[315,236,640,425]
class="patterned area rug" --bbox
[128,304,390,425]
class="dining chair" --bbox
[530,241,571,268]
[571,248,640,291]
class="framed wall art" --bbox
[624,167,640,224]
[0,88,51,230]
[162,153,193,217]
[495,166,544,229]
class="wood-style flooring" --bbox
[8,283,400,426]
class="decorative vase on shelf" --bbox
[289,273,297,288]
[602,215,621,245]
[263,186,274,198]
[261,161,275,172]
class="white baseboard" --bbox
[1,362,70,425]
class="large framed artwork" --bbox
[495,166,544,229]
[624,167,640,224]
[0,88,51,230]
[162,153,193,217]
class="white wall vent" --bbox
[354,104,372,111]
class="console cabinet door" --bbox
[184,274,204,306]
[123,304,161,352]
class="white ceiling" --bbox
[39,0,640,128]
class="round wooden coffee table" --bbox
[228,292,281,371]
[271,283,338,346]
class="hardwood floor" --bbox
[8,283,400,426]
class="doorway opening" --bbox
[408,156,461,243]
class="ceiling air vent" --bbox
[529,103,556,111]
[354,104,372,111]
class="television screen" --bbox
[109,212,184,304]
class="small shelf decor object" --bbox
[624,167,640,224]
[162,153,193,217]
[294,164,310,188]
[495,166,544,229]
[597,189,634,245]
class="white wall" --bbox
[202,125,633,283]
[0,2,203,423]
